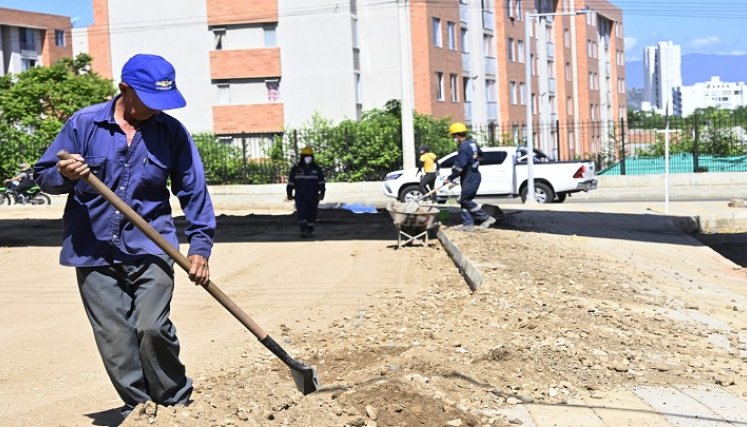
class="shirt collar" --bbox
[93,94,166,126]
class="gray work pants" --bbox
[76,255,192,406]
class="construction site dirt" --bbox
[1,204,746,426]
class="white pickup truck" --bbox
[383,146,597,204]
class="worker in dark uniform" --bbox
[446,122,496,231]
[286,146,326,238]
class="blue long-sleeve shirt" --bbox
[34,96,216,267]
[448,139,483,181]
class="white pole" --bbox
[664,101,670,214]
[524,11,536,204]
[398,0,416,170]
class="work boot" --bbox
[455,224,475,232]
[479,216,497,229]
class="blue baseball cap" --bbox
[121,54,186,110]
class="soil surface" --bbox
[1,202,746,427]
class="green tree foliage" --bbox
[0,54,115,179]
[285,100,455,181]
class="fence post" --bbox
[620,118,626,176]
[293,129,299,156]
[241,133,248,183]
[555,119,561,161]
[693,114,700,173]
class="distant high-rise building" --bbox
[0,7,73,76]
[642,41,681,114]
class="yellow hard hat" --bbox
[300,146,314,155]
[448,122,468,135]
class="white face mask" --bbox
[304,156,313,165]
[453,137,459,143]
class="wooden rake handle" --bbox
[56,150,268,340]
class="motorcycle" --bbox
[0,184,52,205]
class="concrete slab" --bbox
[633,386,728,426]
[680,386,747,424]
[585,389,672,426]
[525,402,606,427]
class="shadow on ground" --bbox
[2,205,742,269]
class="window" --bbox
[509,81,517,105]
[447,22,456,50]
[351,18,359,49]
[20,58,36,71]
[486,79,496,102]
[516,0,522,19]
[460,28,469,53]
[264,25,277,47]
[217,84,230,104]
[517,40,525,63]
[519,82,526,105]
[55,29,65,47]
[450,74,458,102]
[564,29,570,47]
[483,34,494,56]
[436,72,444,101]
[482,151,508,165]
[19,28,35,50]
[355,73,362,103]
[565,62,571,81]
[507,38,515,61]
[266,79,280,102]
[567,97,573,115]
[432,18,442,47]
[506,0,514,18]
[213,28,225,50]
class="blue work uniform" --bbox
[34,95,216,407]
[447,138,490,226]
[286,161,325,234]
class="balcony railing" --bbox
[460,3,468,23]
[482,10,494,31]
[462,52,470,72]
[484,56,496,76]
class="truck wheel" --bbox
[399,185,422,203]
[553,193,567,203]
[520,182,555,204]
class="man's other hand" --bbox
[188,254,210,286]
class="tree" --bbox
[0,54,115,180]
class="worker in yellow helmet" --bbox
[286,146,326,238]
[446,122,496,231]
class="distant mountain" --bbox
[625,54,747,89]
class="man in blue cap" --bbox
[34,54,215,418]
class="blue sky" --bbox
[2,0,746,60]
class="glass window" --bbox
[436,72,444,101]
[55,29,65,47]
[447,22,456,50]
[432,18,442,47]
[450,74,458,102]
[266,79,280,102]
[482,151,508,165]
[217,84,230,104]
[264,25,277,47]
[460,28,469,53]
[509,81,517,105]
[507,38,514,61]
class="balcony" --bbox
[213,103,284,133]
[482,10,494,32]
[210,48,281,79]
[462,52,470,72]
[484,56,496,76]
[548,78,556,94]
[464,101,472,122]
[460,3,468,23]
[546,42,555,60]
[487,101,498,121]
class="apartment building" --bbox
[642,41,682,114]
[84,0,625,159]
[676,76,747,117]
[0,7,72,75]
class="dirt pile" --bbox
[122,222,746,427]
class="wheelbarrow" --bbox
[386,202,440,249]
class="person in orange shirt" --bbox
[417,146,439,202]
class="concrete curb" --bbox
[437,229,483,292]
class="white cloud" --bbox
[688,36,720,49]
[624,36,638,51]
[730,50,747,56]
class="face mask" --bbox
[304,156,313,165]
[453,137,459,143]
